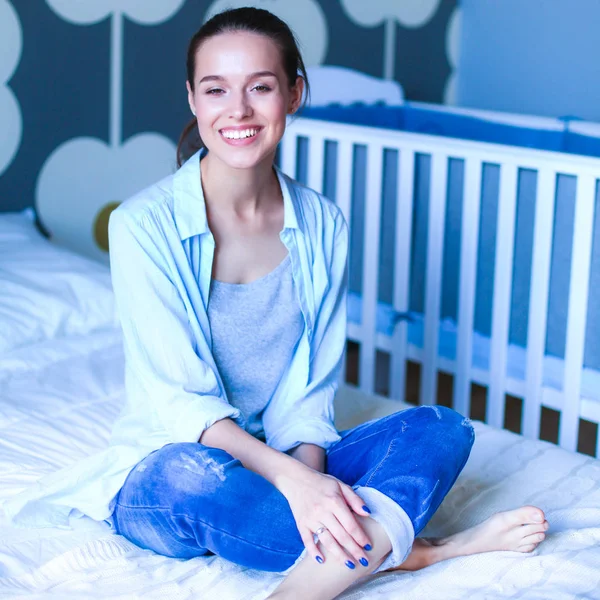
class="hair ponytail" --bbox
[177,118,203,168]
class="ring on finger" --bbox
[313,525,328,544]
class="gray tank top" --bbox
[207,255,304,440]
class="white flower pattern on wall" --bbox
[45,0,186,25]
[444,6,461,105]
[340,0,441,79]
[0,0,23,176]
[37,1,180,262]
[205,0,329,67]
[37,135,176,262]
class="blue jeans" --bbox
[112,405,475,573]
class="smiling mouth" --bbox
[220,127,261,140]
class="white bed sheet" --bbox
[1,330,600,599]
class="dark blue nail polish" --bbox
[345,560,355,570]
[362,505,372,514]
[359,558,369,567]
[316,556,323,564]
[364,544,372,551]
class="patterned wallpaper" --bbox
[0,0,458,262]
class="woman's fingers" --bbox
[334,496,372,549]
[340,484,372,519]
[313,525,356,567]
[300,526,324,564]
[321,512,371,568]
[284,472,376,569]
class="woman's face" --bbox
[187,31,303,171]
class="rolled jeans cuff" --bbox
[353,485,415,573]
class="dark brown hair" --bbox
[177,7,311,167]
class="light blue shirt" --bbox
[4,149,349,527]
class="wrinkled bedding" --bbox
[1,329,599,599]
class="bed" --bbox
[1,282,599,599]
[2,106,600,598]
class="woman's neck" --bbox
[200,151,280,219]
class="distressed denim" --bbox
[112,405,475,573]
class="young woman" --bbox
[6,7,548,600]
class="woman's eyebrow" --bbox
[248,70,278,79]
[199,75,225,84]
[198,71,278,85]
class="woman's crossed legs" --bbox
[112,406,547,598]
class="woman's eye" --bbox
[253,85,272,92]
[206,88,224,95]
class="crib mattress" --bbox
[1,330,599,599]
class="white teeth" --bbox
[222,128,258,140]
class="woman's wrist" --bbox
[200,418,308,489]
[272,458,315,495]
[245,442,313,491]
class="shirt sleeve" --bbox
[108,208,242,444]
[263,210,348,453]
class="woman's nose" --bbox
[229,91,252,120]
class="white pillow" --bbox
[0,208,43,241]
[0,209,118,353]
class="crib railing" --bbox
[280,117,600,457]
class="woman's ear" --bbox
[289,76,305,114]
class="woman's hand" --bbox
[275,463,373,567]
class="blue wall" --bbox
[0,0,458,216]
[458,0,600,122]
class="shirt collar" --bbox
[173,148,304,241]
[173,149,209,241]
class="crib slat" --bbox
[488,163,518,428]
[454,159,483,417]
[561,174,596,452]
[421,153,449,406]
[523,169,556,440]
[307,136,325,194]
[390,150,415,401]
[335,141,353,229]
[335,140,354,385]
[280,131,298,179]
[359,144,384,395]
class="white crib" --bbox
[280,117,600,457]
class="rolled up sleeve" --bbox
[264,212,348,453]
[109,209,241,444]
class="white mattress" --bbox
[1,329,600,599]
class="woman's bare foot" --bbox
[388,505,549,572]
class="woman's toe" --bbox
[501,506,543,527]
[527,506,546,523]
[492,509,524,529]
[517,543,538,553]
[519,524,546,538]
[522,532,545,545]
